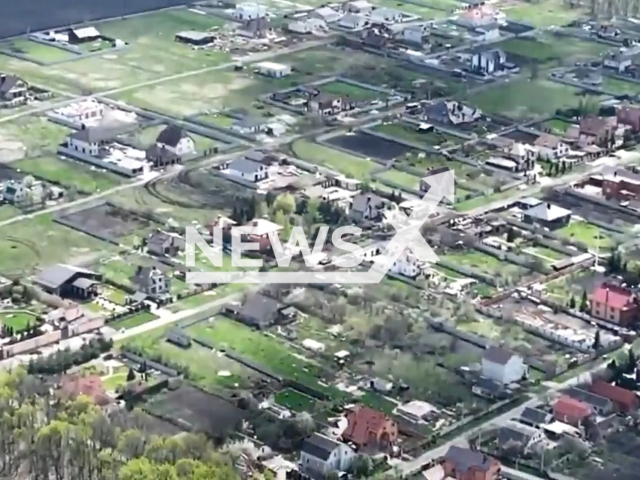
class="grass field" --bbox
[497,34,608,64]
[470,78,607,120]
[371,0,449,18]
[319,80,381,101]
[442,249,523,278]
[291,139,376,180]
[111,311,158,330]
[0,115,70,158]
[505,0,586,28]
[12,156,123,193]
[542,118,576,134]
[275,388,317,412]
[0,38,77,63]
[0,311,36,332]
[376,168,420,190]
[120,124,217,152]
[602,76,640,96]
[558,221,613,249]
[372,122,463,147]
[197,113,236,128]
[526,245,567,261]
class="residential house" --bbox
[68,26,101,44]
[481,346,527,385]
[370,8,403,24]
[166,329,192,348]
[338,13,368,30]
[209,215,237,237]
[402,23,429,45]
[603,51,633,73]
[287,17,327,34]
[471,23,501,42]
[349,193,387,222]
[514,197,542,211]
[132,266,171,297]
[67,126,116,156]
[553,395,592,426]
[174,31,215,46]
[0,74,28,101]
[579,116,616,146]
[346,0,373,14]
[2,179,34,204]
[155,125,195,157]
[522,202,572,230]
[235,218,283,251]
[238,17,271,38]
[533,134,569,160]
[307,94,352,116]
[146,230,184,257]
[443,446,501,480]
[231,117,268,135]
[299,433,355,478]
[506,142,538,164]
[485,156,520,172]
[601,168,640,200]
[60,374,110,406]
[34,264,102,299]
[235,293,296,328]
[225,158,269,183]
[566,386,613,415]
[472,377,508,400]
[255,62,291,78]
[497,422,546,454]
[233,3,267,21]
[617,103,640,132]
[423,100,481,126]
[470,49,506,75]
[518,407,553,427]
[389,248,423,278]
[456,4,498,27]
[590,379,639,413]
[312,6,343,23]
[342,405,398,452]
[590,283,639,326]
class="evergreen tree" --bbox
[593,330,601,351]
[580,290,589,312]
[126,368,136,382]
[568,296,576,309]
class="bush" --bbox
[27,337,113,375]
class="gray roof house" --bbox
[0,74,27,101]
[226,157,269,183]
[132,266,171,298]
[519,407,552,427]
[234,293,296,328]
[350,193,387,222]
[566,387,613,415]
[497,422,545,453]
[34,264,102,299]
[146,230,184,257]
[523,202,572,231]
[300,433,356,478]
[443,446,500,477]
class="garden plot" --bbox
[12,156,123,194]
[146,384,248,437]
[504,0,587,28]
[97,254,189,294]
[557,220,615,250]
[318,80,383,102]
[370,0,450,19]
[324,131,413,162]
[601,76,640,96]
[0,114,70,160]
[542,268,606,305]
[122,324,259,391]
[0,311,37,333]
[0,38,77,63]
[375,168,422,190]
[117,124,218,152]
[441,249,526,282]
[371,121,464,149]
[537,117,577,135]
[495,33,609,66]
[57,202,161,245]
[289,139,377,180]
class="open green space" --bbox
[375,168,420,190]
[497,33,608,64]
[371,0,449,18]
[121,325,256,390]
[187,317,338,396]
[274,389,318,412]
[542,118,576,134]
[197,113,236,128]
[505,0,586,28]
[12,156,123,194]
[372,122,463,147]
[441,249,524,279]
[602,76,640,96]
[469,78,608,120]
[291,139,376,180]
[110,311,158,330]
[120,124,217,152]
[102,286,128,305]
[319,81,381,101]
[0,311,37,332]
[0,38,77,63]
[526,245,567,262]
[0,115,70,158]
[557,220,614,250]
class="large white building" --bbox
[255,62,291,78]
[481,346,527,385]
[300,433,355,478]
[154,125,195,157]
[233,3,267,21]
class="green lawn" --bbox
[0,311,36,332]
[319,81,380,101]
[120,124,217,152]
[291,139,376,180]
[558,221,613,249]
[102,372,129,391]
[0,115,70,158]
[102,286,129,305]
[376,168,420,190]
[543,118,576,134]
[526,245,566,261]
[0,38,77,62]
[371,0,449,18]
[275,388,317,412]
[602,76,640,96]
[470,78,608,120]
[198,113,236,128]
[505,0,586,28]
[110,311,158,330]
[372,122,462,147]
[496,34,608,64]
[12,156,123,194]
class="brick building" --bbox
[590,379,639,413]
[601,168,640,201]
[342,406,398,452]
[553,395,592,426]
[443,446,501,480]
[617,103,640,132]
[590,283,639,326]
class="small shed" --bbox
[68,26,101,44]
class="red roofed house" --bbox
[590,283,639,326]
[553,395,592,426]
[443,446,501,480]
[617,103,640,132]
[590,379,639,413]
[342,405,398,452]
[60,374,111,406]
[579,116,616,146]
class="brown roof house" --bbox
[60,374,111,406]
[618,103,640,132]
[579,116,616,146]
[553,395,592,426]
[590,379,639,413]
[342,405,398,452]
[443,446,501,480]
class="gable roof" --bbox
[554,395,592,418]
[580,116,611,136]
[591,283,635,310]
[239,293,280,324]
[590,379,638,408]
[0,74,21,94]
[534,133,563,149]
[343,406,391,445]
[302,433,342,460]
[523,202,572,222]
[483,346,516,365]
[71,26,100,39]
[35,264,98,290]
[228,158,264,175]
[519,407,551,426]
[566,387,611,410]
[444,446,496,473]
[156,125,188,147]
[498,423,538,448]
[351,193,386,213]
[70,126,117,143]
